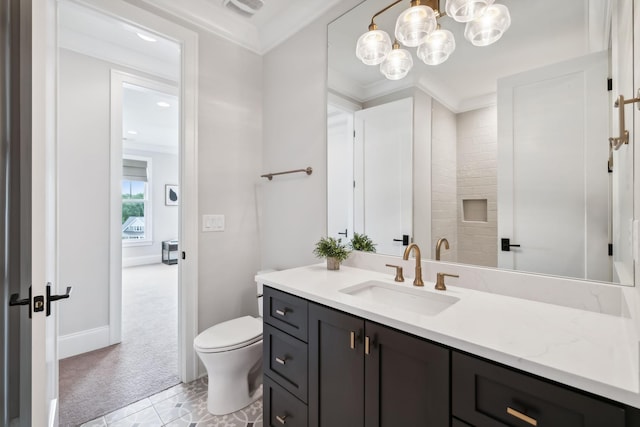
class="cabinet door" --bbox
[364,322,450,427]
[309,303,365,427]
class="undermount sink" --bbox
[340,280,460,316]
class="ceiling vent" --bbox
[222,0,264,17]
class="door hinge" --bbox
[608,243,613,256]
[607,78,613,91]
[182,251,186,260]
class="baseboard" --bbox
[122,254,161,267]
[58,326,112,359]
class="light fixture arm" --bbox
[415,0,443,16]
[368,0,443,31]
[368,0,403,31]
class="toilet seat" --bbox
[194,315,263,353]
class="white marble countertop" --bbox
[256,263,640,409]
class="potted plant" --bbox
[349,233,377,252]
[313,237,351,270]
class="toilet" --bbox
[194,279,265,415]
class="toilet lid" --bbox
[194,316,262,353]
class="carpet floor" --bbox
[59,263,180,426]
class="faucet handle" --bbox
[385,264,404,282]
[435,272,459,291]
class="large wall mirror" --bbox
[327,0,635,286]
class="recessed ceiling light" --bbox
[127,130,138,135]
[156,101,171,108]
[137,32,157,43]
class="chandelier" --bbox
[356,0,511,80]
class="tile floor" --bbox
[78,377,263,427]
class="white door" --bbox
[327,104,355,241]
[497,51,610,281]
[31,0,59,424]
[354,98,413,256]
[611,0,634,284]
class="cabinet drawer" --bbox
[264,375,308,427]
[264,323,308,402]
[452,352,625,427]
[264,286,308,342]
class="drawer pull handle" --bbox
[276,414,287,424]
[365,336,370,355]
[275,308,288,316]
[275,356,287,365]
[350,331,355,349]
[507,407,538,426]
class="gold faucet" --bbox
[435,238,449,261]
[402,243,424,286]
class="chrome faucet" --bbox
[402,243,424,287]
[435,238,449,261]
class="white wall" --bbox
[122,148,179,266]
[261,0,362,270]
[195,29,263,337]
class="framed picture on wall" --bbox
[165,184,179,206]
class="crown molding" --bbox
[138,0,342,55]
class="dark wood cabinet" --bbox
[452,351,626,427]
[263,286,637,427]
[308,303,450,427]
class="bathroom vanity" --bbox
[259,264,640,427]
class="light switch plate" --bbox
[203,214,225,232]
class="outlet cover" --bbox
[203,214,225,232]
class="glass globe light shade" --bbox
[417,29,456,65]
[464,4,511,46]
[355,29,393,65]
[394,5,437,47]
[445,0,494,23]
[380,47,413,80]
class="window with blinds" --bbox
[122,156,152,243]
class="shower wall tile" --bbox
[456,105,498,267]
[431,100,458,262]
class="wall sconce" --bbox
[356,0,511,79]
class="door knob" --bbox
[9,292,29,307]
[9,287,37,318]
[501,238,521,252]
[46,284,72,316]
[393,235,409,245]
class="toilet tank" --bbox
[256,270,275,317]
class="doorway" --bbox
[56,0,198,424]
